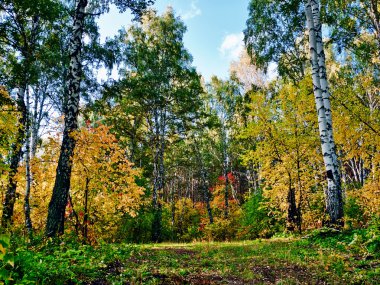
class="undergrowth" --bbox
[0,227,378,284]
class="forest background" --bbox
[0,0,379,249]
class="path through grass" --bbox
[13,233,380,284]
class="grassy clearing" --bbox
[6,231,380,284]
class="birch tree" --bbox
[244,0,344,226]
[45,0,154,237]
[108,8,202,242]
[207,76,242,217]
[305,0,343,226]
[45,0,88,237]
[0,0,61,230]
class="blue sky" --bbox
[97,0,250,80]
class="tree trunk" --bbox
[83,177,89,242]
[223,165,229,219]
[69,194,80,236]
[1,86,26,229]
[24,88,33,236]
[193,140,213,224]
[286,173,300,232]
[31,86,47,158]
[31,91,39,159]
[152,108,165,242]
[305,0,344,227]
[222,130,229,218]
[201,165,213,224]
[45,0,88,237]
[310,0,340,181]
[170,179,175,226]
[287,186,298,232]
[295,126,303,232]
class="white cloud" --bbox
[181,1,202,20]
[219,32,244,60]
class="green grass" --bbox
[6,231,380,284]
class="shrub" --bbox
[0,234,15,284]
[238,193,283,239]
[344,195,365,229]
[117,205,154,243]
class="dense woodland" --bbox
[0,0,379,260]
[1,0,380,283]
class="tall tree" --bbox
[305,0,343,226]
[0,0,61,229]
[45,0,154,237]
[240,77,323,231]
[244,0,344,226]
[207,76,241,218]
[114,8,202,241]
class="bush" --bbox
[365,217,380,254]
[117,205,154,243]
[238,193,283,239]
[203,217,237,241]
[0,234,15,284]
[170,198,201,242]
[344,196,365,229]
[13,239,135,284]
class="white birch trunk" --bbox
[46,0,88,237]
[310,0,339,171]
[24,87,33,235]
[305,0,344,226]
[31,87,47,158]
[31,93,39,159]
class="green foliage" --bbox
[5,236,380,284]
[344,196,365,229]
[325,0,380,62]
[364,218,380,254]
[244,0,307,80]
[117,207,154,243]
[13,240,136,284]
[239,193,283,239]
[169,198,202,242]
[307,224,380,257]
[203,217,240,241]
[0,234,15,284]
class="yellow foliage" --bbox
[13,124,144,241]
[242,78,327,230]
[0,87,18,169]
[351,182,380,221]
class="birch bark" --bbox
[31,87,47,158]
[305,0,344,226]
[222,129,229,218]
[152,107,165,242]
[24,88,33,236]
[45,0,88,237]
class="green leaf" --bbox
[2,253,14,267]
[0,267,12,281]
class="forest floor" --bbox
[9,230,380,284]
